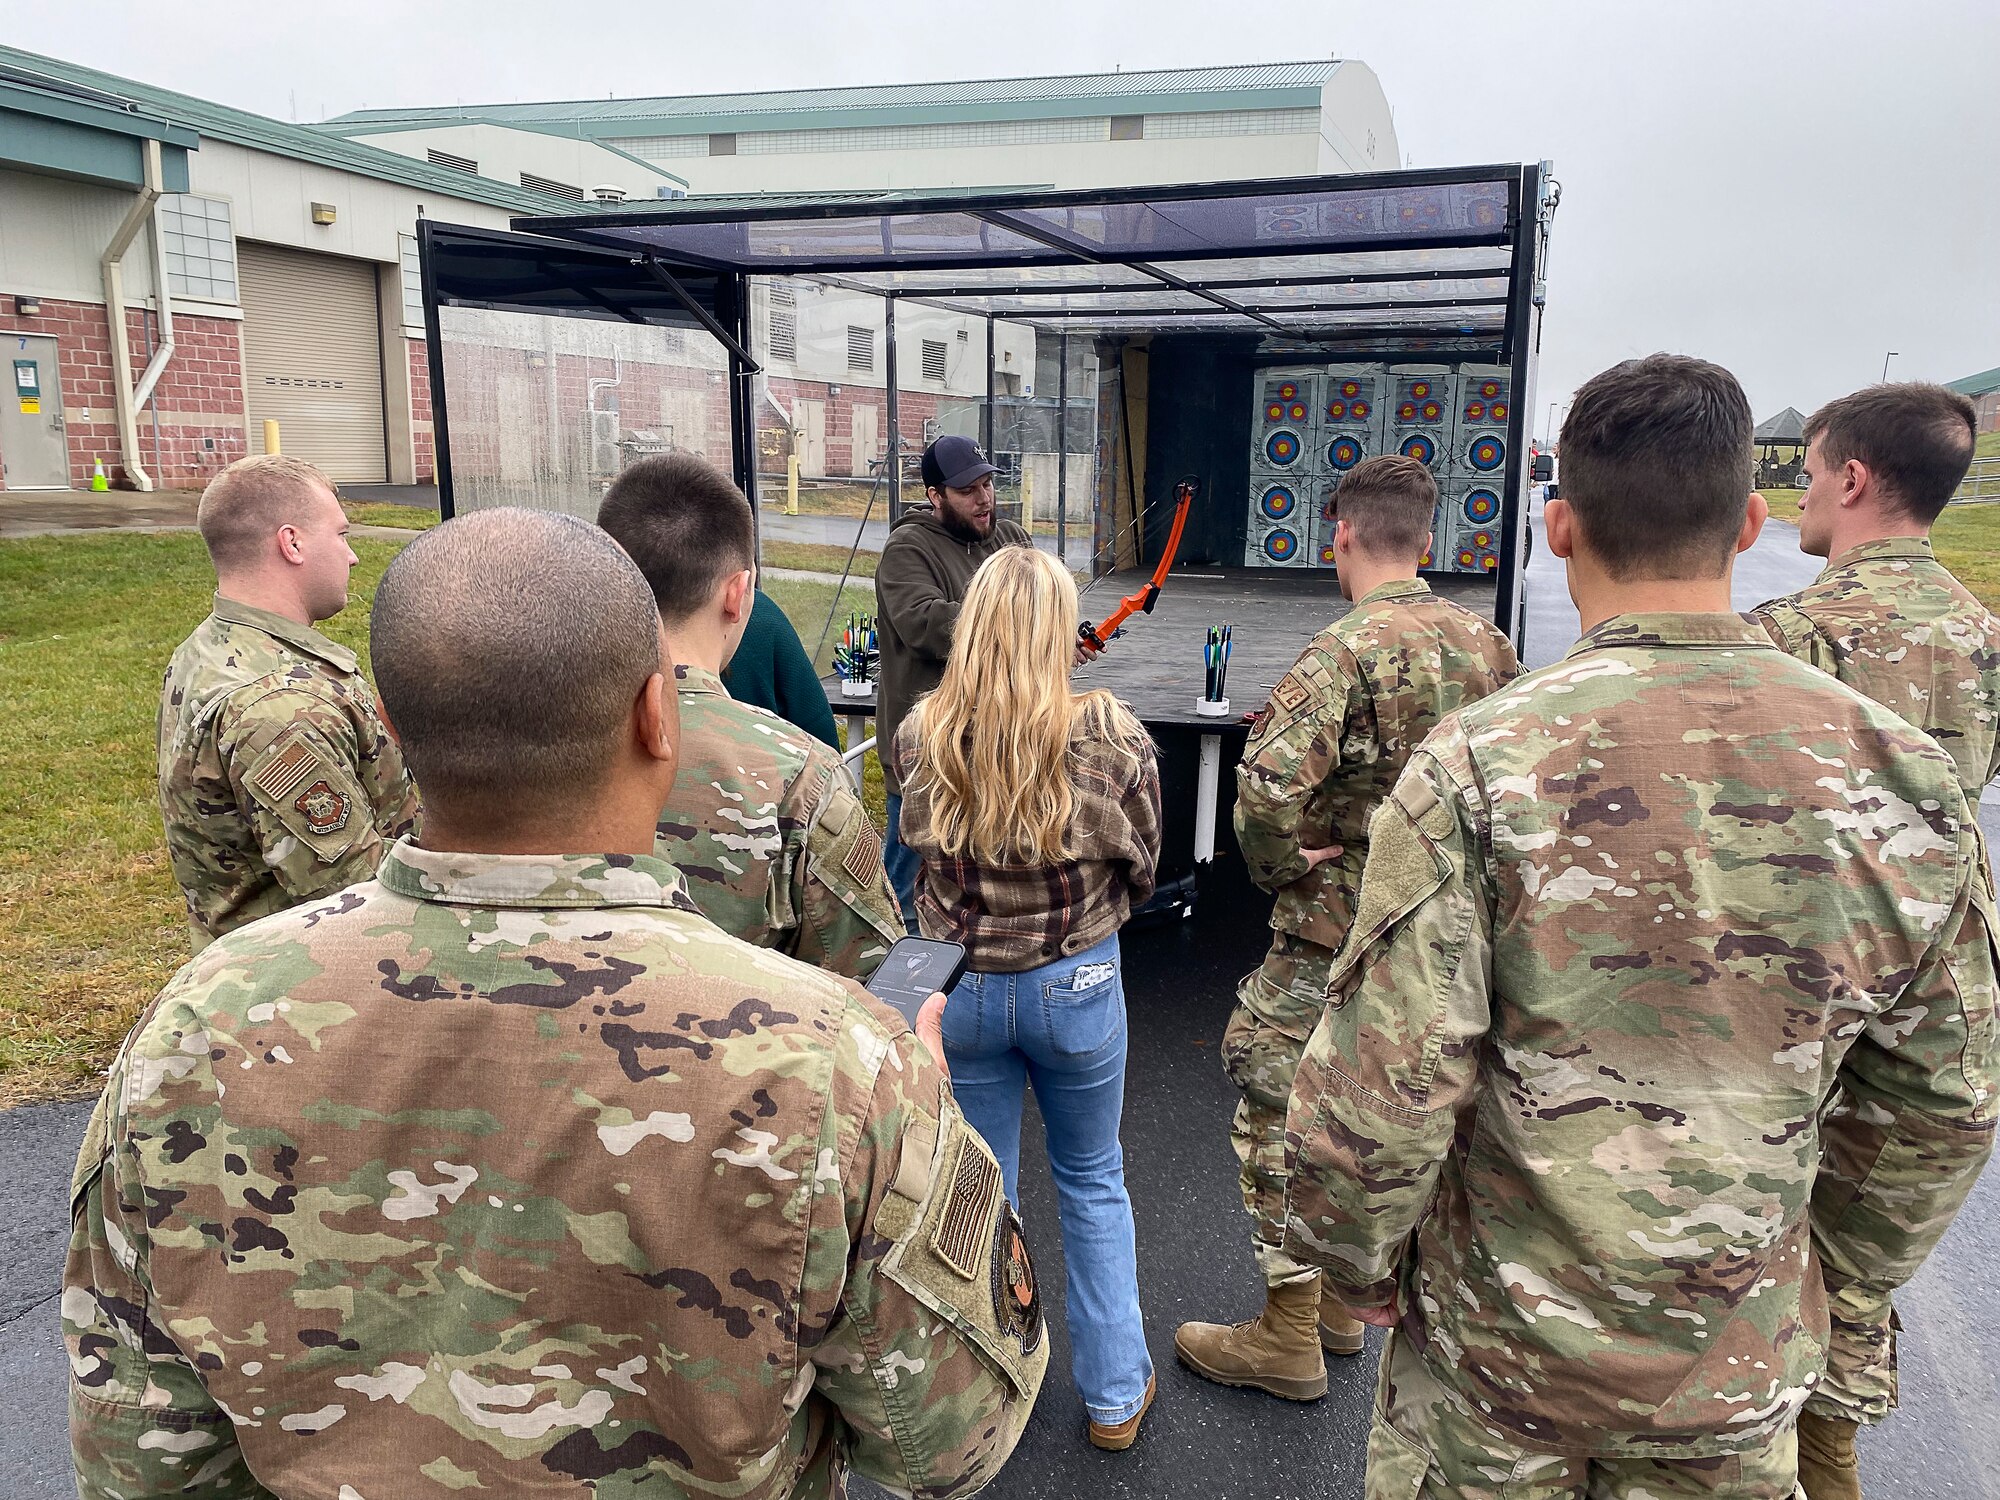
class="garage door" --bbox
[239,242,386,482]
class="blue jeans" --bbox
[883,792,920,929]
[940,931,1153,1425]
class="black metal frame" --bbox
[418,165,1550,631]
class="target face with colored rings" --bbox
[1464,401,1485,420]
[1351,399,1370,419]
[1398,402,1417,421]
[1468,436,1505,471]
[1480,380,1501,398]
[1262,527,1300,562]
[1319,544,1338,564]
[1419,549,1434,568]
[1265,430,1303,465]
[1400,434,1438,466]
[1327,435,1365,470]
[1421,401,1443,421]
[1471,531,1494,549]
[1482,553,1499,571]
[1277,382,1299,400]
[1258,484,1297,520]
[1266,402,1284,422]
[1325,399,1347,419]
[1492,402,1508,420]
[1411,381,1431,397]
[1463,488,1500,522]
[1289,402,1308,421]
[1341,380,1361,397]
[1457,548,1479,569]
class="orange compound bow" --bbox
[1079,478,1197,653]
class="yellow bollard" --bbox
[262,419,281,455]
[786,452,800,516]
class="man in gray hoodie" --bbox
[875,436,1032,922]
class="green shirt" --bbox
[724,588,841,749]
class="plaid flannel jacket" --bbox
[894,712,1161,973]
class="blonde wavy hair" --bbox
[909,547,1145,865]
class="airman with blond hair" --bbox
[158,453,417,949]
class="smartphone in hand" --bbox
[864,937,969,1026]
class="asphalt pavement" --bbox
[4,507,1997,1497]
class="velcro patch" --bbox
[989,1204,1043,1355]
[249,736,323,806]
[1271,675,1312,714]
[841,814,883,887]
[293,779,352,836]
[931,1137,1002,1280]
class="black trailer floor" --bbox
[1072,568,1499,729]
[821,567,1500,734]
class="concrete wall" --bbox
[1317,62,1399,172]
[757,283,1037,397]
[350,124,681,203]
[607,129,1327,195]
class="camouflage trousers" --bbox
[1224,931,1338,1290]
[1802,1285,1898,1424]
[1368,1330,1803,1499]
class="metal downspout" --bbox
[100,138,167,492]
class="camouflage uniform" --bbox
[1229,579,1518,1287]
[1753,534,2000,1427]
[659,664,902,980]
[65,840,1046,1498]
[157,595,418,952]
[1284,613,1998,1486]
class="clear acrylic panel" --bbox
[439,305,733,521]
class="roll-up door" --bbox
[239,242,387,482]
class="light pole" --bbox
[1546,400,1561,445]
[1881,351,1899,383]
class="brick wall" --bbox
[407,337,435,481]
[0,294,247,490]
[761,375,943,479]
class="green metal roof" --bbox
[0,58,197,190]
[0,44,586,214]
[325,60,1345,140]
[312,119,689,189]
[1947,365,2000,398]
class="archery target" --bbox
[1247,519,1306,567]
[1257,482,1299,521]
[1264,429,1306,467]
[1465,433,1506,472]
[1463,487,1501,523]
[1399,433,1441,468]
[1326,433,1367,471]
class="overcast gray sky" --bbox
[14,0,1997,433]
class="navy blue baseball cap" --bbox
[921,435,999,492]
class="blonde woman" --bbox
[894,546,1162,1451]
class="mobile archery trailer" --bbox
[418,164,1557,890]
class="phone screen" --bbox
[864,937,969,1025]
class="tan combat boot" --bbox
[1173,1277,1329,1401]
[1318,1282,1366,1356]
[1796,1411,1863,1500]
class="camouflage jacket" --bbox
[658,665,902,979]
[1752,535,2000,803]
[65,841,1045,1499]
[157,595,418,951]
[1284,612,1998,1458]
[1235,578,1520,957]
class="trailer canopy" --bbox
[482,166,1545,360]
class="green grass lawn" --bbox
[1761,488,2000,610]
[761,540,880,578]
[0,534,877,1106]
[755,481,882,519]
[342,500,441,530]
